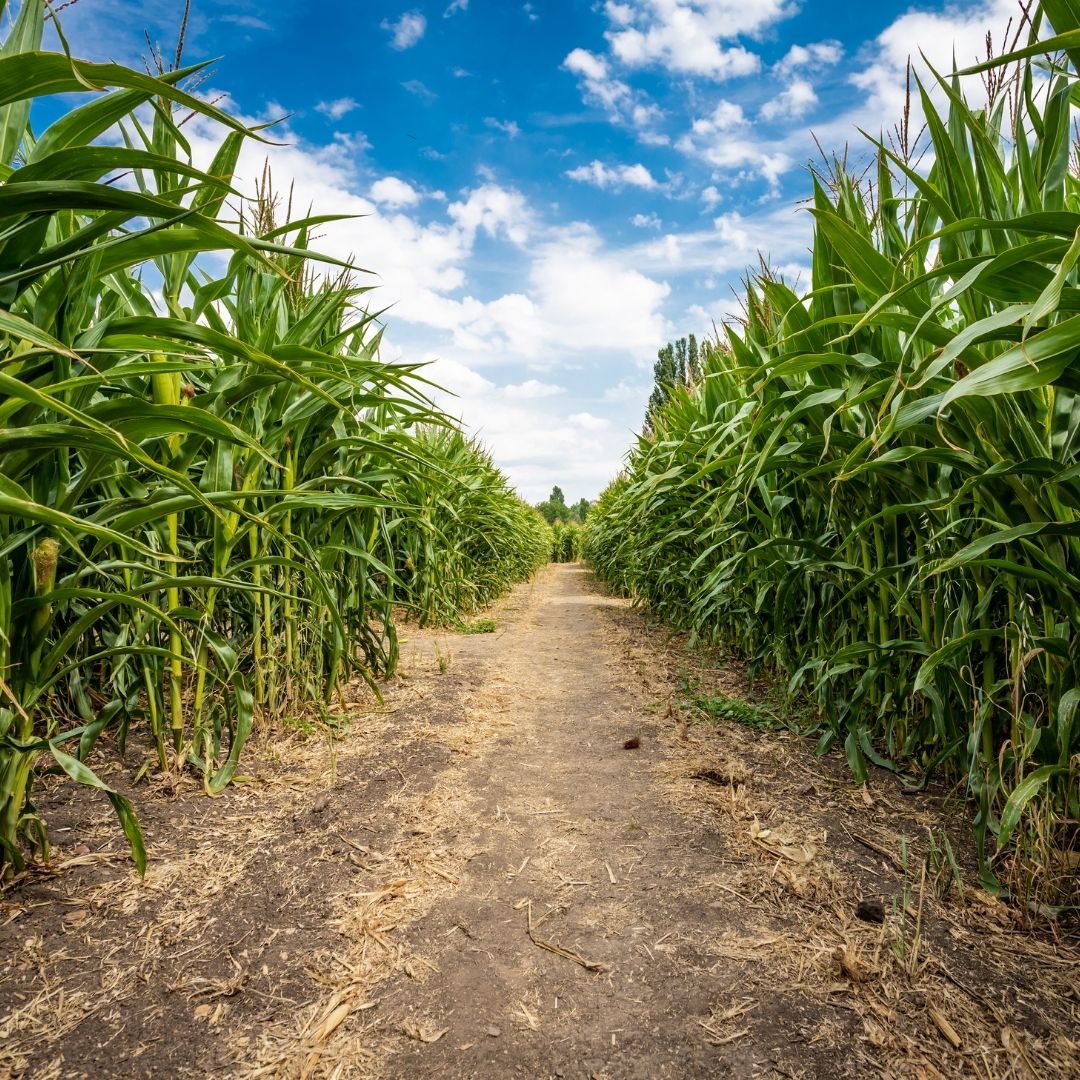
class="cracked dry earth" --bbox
[2,563,1078,1080]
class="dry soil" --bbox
[1,564,1077,1079]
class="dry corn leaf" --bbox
[311,1002,351,1045]
[833,942,867,983]
[403,1021,449,1043]
[928,1004,961,1049]
[516,1002,540,1030]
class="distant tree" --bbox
[536,485,569,524]
[644,333,701,433]
[536,487,592,524]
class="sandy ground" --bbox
[1,564,1077,1079]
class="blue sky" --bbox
[44,0,1024,501]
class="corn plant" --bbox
[0,1,548,878]
[386,426,552,625]
[587,1,1080,909]
[551,521,583,563]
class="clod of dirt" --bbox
[311,793,331,814]
[855,898,885,924]
[486,1026,502,1038]
[623,736,640,749]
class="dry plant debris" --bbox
[0,567,1077,1080]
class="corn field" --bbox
[0,0,550,878]
[551,521,584,563]
[586,2,1080,909]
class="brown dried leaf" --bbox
[402,1020,449,1043]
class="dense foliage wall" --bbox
[0,0,548,876]
[586,4,1080,907]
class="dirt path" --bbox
[1,565,1077,1079]
[380,564,751,1079]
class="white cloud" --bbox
[712,212,757,253]
[444,0,468,16]
[527,225,671,352]
[605,2,636,27]
[625,206,811,278]
[566,160,659,191]
[382,11,426,50]
[632,102,665,129]
[485,117,522,138]
[221,14,271,30]
[604,378,650,403]
[504,380,565,399]
[369,176,423,208]
[448,184,533,245]
[602,0,795,80]
[424,357,495,398]
[760,77,817,121]
[701,185,722,209]
[775,40,843,77]
[563,47,632,114]
[691,99,747,134]
[569,412,610,431]
[562,47,666,142]
[315,97,359,121]
[685,303,714,328]
[632,212,662,228]
[677,99,791,190]
[402,79,437,103]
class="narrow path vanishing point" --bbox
[379,562,746,1079]
[2,564,1077,1080]
[364,565,1077,1079]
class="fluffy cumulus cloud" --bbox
[563,47,630,114]
[382,11,426,50]
[315,97,359,121]
[676,99,791,189]
[757,39,842,123]
[625,205,811,279]
[526,225,671,352]
[562,47,667,142]
[565,160,659,190]
[503,380,566,399]
[569,412,610,431]
[775,40,844,77]
[447,184,533,245]
[368,176,423,208]
[760,77,817,121]
[170,105,674,499]
[602,0,796,79]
